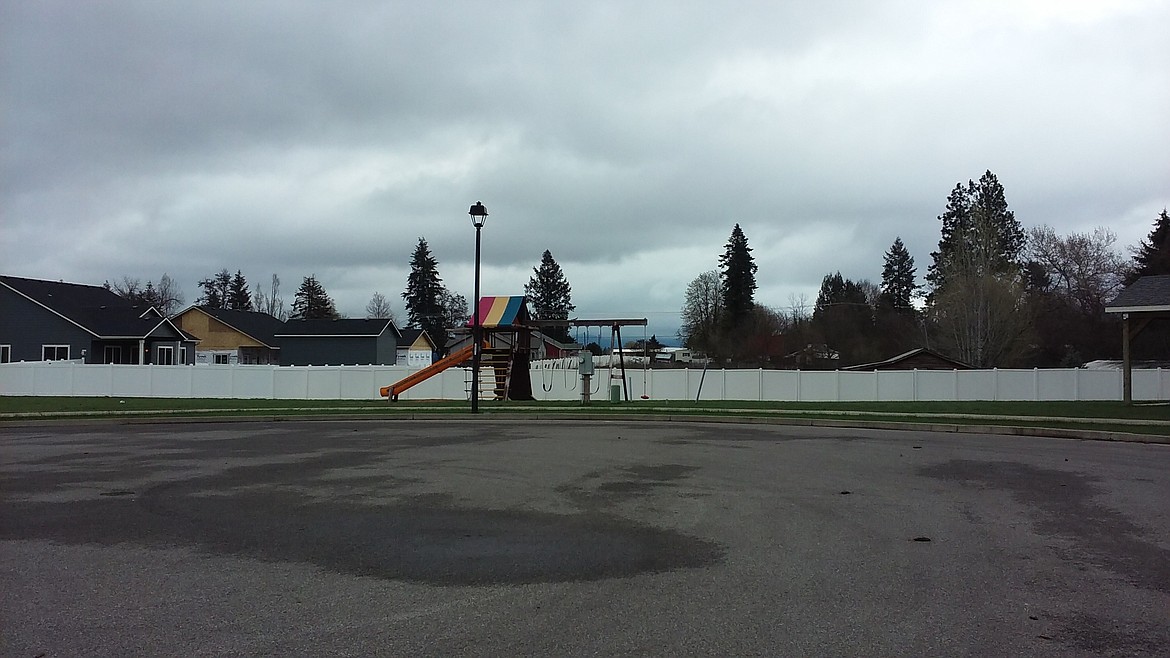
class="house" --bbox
[172,306,284,365]
[841,348,973,371]
[275,318,400,365]
[396,328,437,367]
[0,275,197,364]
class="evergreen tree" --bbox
[812,272,879,366]
[402,238,447,346]
[290,275,340,320]
[925,171,1031,367]
[228,270,253,311]
[719,224,758,329]
[197,269,233,309]
[524,250,575,342]
[880,237,919,309]
[1127,208,1170,283]
[927,170,1025,297]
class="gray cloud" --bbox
[3,1,1167,333]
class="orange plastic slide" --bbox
[380,343,476,400]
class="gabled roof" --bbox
[276,318,401,338]
[1105,275,1170,313]
[841,347,972,371]
[398,328,437,350]
[1,275,191,340]
[180,305,285,347]
[469,296,531,328]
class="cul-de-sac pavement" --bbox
[2,419,1168,656]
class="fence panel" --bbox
[3,362,1167,402]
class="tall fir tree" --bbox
[927,170,1025,297]
[290,275,340,320]
[925,170,1031,367]
[402,238,448,347]
[880,237,919,309]
[228,270,253,311]
[718,224,758,329]
[1127,208,1170,283]
[197,269,233,309]
[524,250,575,342]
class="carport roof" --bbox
[1106,275,1170,314]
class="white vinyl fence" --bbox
[2,361,1168,402]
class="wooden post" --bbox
[1122,313,1132,404]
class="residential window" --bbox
[157,346,174,365]
[214,353,230,365]
[0,345,10,363]
[180,346,187,364]
[104,346,122,364]
[42,345,70,361]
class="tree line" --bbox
[105,238,578,352]
[681,171,1169,368]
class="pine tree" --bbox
[1128,208,1170,283]
[228,270,253,311]
[927,171,1025,296]
[524,250,575,341]
[290,275,339,320]
[402,238,447,346]
[925,171,1031,367]
[719,224,758,329]
[197,269,233,309]
[880,237,919,309]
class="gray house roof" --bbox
[1,275,194,340]
[1105,275,1170,313]
[276,318,400,338]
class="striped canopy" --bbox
[468,296,531,328]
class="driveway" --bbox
[2,420,1168,656]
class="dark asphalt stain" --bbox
[0,492,721,586]
[919,460,1170,594]
[1,431,722,586]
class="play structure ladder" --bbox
[467,347,515,400]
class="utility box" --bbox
[610,383,621,402]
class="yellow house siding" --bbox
[175,310,265,350]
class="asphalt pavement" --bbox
[2,419,1168,656]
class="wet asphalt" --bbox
[2,419,1168,656]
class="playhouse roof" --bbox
[469,296,531,328]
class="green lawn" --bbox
[1,396,1167,437]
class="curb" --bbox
[1,411,1166,445]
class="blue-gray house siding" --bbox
[275,319,400,366]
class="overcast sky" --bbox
[3,0,1167,340]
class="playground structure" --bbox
[379,296,649,403]
[380,296,536,402]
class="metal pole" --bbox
[472,225,482,413]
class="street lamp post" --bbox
[469,201,488,413]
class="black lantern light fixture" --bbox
[469,201,488,412]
